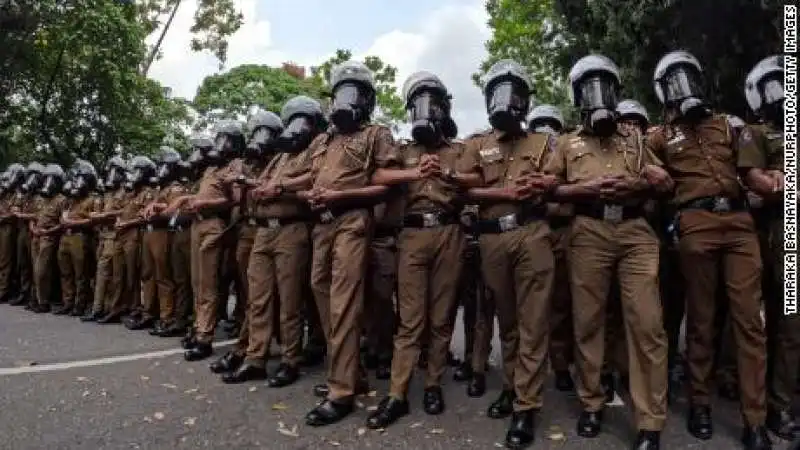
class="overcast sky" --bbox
[146,0,493,137]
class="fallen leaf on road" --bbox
[409,422,422,428]
[430,428,445,434]
[140,376,150,381]
[357,428,366,436]
[248,386,257,392]
[276,422,299,438]
[183,417,196,426]
[194,395,206,401]
[367,390,377,397]
[153,412,165,420]
[184,388,198,394]
[76,377,88,381]
[366,405,378,412]
[329,441,341,446]
[494,443,504,448]
[271,403,288,411]
[160,383,177,389]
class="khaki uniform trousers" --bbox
[569,216,667,431]
[57,232,90,311]
[16,225,32,301]
[193,217,226,344]
[245,222,309,367]
[366,234,397,361]
[92,233,115,314]
[109,229,140,316]
[232,223,256,355]
[0,222,16,298]
[456,238,483,370]
[678,210,766,425]
[30,233,41,306]
[170,227,193,324]
[550,225,574,372]
[310,210,372,401]
[389,225,463,398]
[34,236,59,307]
[141,228,174,322]
[480,220,554,412]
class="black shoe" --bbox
[467,373,486,397]
[9,294,28,306]
[488,390,516,419]
[267,363,299,388]
[33,304,51,313]
[632,430,660,450]
[125,316,154,331]
[453,362,473,382]
[69,307,85,317]
[767,407,799,441]
[184,342,212,361]
[305,399,354,427]
[181,332,197,349]
[153,322,186,337]
[81,310,104,322]
[209,351,243,374]
[576,410,603,437]
[423,386,444,415]
[97,312,122,324]
[554,370,574,392]
[741,425,772,450]
[718,382,739,401]
[53,305,72,315]
[366,396,409,429]
[687,405,713,440]
[148,322,166,336]
[221,363,267,384]
[601,373,616,403]
[313,379,369,398]
[375,360,391,380]
[505,410,536,449]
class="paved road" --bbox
[0,303,793,450]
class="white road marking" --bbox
[0,339,237,376]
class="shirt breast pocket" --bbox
[568,150,597,179]
[341,139,370,170]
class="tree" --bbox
[477,0,782,125]
[192,64,325,130]
[310,49,405,130]
[0,0,192,168]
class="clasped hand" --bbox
[417,154,443,178]
[510,172,558,200]
[305,187,341,210]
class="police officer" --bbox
[214,109,285,380]
[545,55,672,449]
[739,55,796,440]
[56,160,99,316]
[183,121,245,361]
[366,72,480,428]
[92,156,127,323]
[32,164,68,313]
[0,163,25,303]
[646,50,770,449]
[529,104,576,393]
[297,61,395,426]
[462,59,559,449]
[164,159,195,335]
[17,162,46,310]
[8,164,36,306]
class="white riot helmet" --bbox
[653,50,711,121]
[745,55,784,125]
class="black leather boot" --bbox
[741,424,772,450]
[366,396,409,429]
[305,399,354,427]
[766,407,800,440]
[453,361,473,382]
[221,363,267,384]
[422,386,444,415]
[467,372,486,397]
[487,389,515,419]
[505,410,536,449]
[267,363,299,388]
[184,342,212,361]
[576,410,603,437]
[632,430,660,450]
[686,404,713,440]
[209,351,243,374]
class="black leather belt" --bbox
[403,210,458,228]
[247,215,308,229]
[478,206,547,234]
[680,196,746,213]
[574,203,644,222]
[315,206,367,224]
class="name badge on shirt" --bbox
[479,147,501,162]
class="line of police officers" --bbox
[0,50,790,450]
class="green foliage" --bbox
[310,49,406,130]
[192,64,324,130]
[477,0,782,126]
[0,0,192,169]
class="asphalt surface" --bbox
[0,302,794,450]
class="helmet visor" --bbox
[662,66,704,103]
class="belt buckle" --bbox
[712,197,731,212]
[146,224,153,232]
[422,213,440,228]
[320,210,334,223]
[603,205,623,223]
[248,218,256,226]
[168,216,177,228]
[267,218,280,229]
[498,214,518,232]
